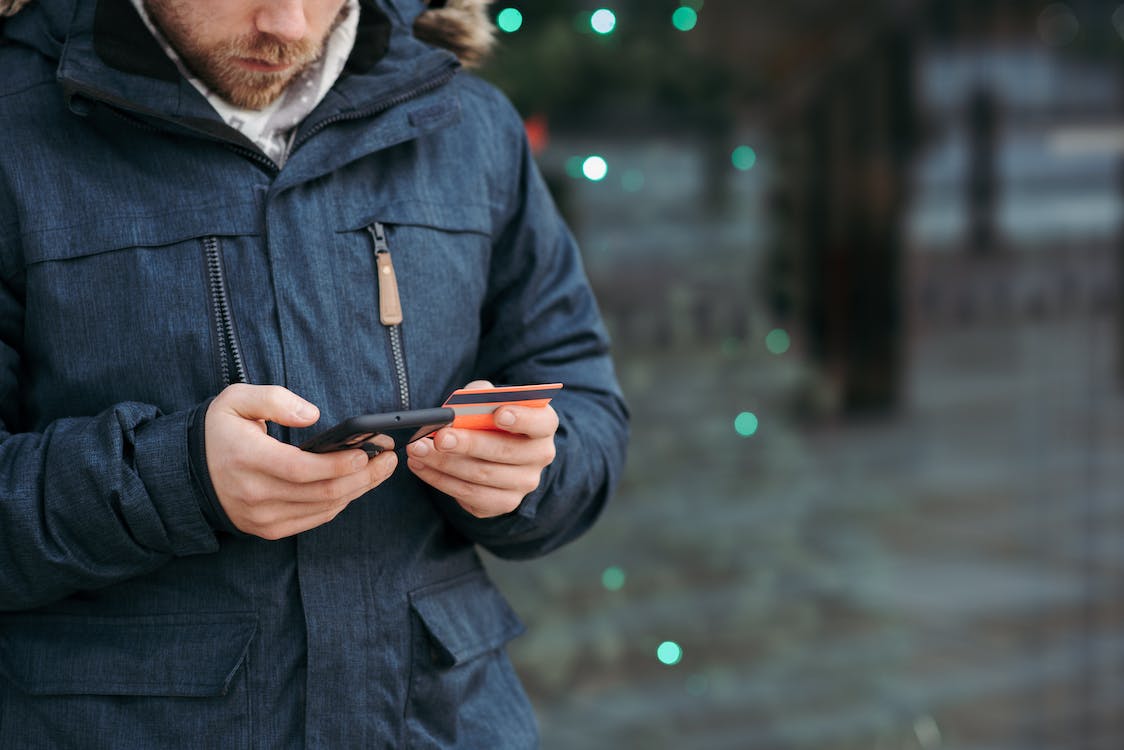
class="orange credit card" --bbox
[442,383,563,431]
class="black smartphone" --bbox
[299,407,455,456]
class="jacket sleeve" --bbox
[0,269,220,612]
[427,106,629,559]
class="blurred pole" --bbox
[799,28,915,416]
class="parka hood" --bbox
[0,0,494,67]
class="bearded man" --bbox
[0,1,628,747]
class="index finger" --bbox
[250,437,372,484]
[493,404,559,439]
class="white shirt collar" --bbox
[128,0,360,166]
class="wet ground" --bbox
[486,309,1124,749]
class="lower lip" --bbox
[236,58,292,73]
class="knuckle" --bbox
[497,440,520,463]
[520,473,542,495]
[242,514,276,538]
[466,462,494,487]
[462,496,491,518]
[277,459,306,484]
[241,486,267,507]
[315,480,342,504]
[456,481,487,508]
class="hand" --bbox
[405,380,558,518]
[205,383,397,539]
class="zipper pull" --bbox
[369,222,403,326]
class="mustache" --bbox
[221,32,323,68]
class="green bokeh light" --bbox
[582,155,609,182]
[765,328,791,355]
[657,641,683,665]
[732,145,757,171]
[591,8,617,34]
[672,6,698,31]
[735,412,759,437]
[496,8,523,33]
[601,566,626,591]
[565,156,584,179]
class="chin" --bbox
[221,86,287,110]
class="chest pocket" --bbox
[0,613,257,749]
[19,208,264,427]
[331,201,494,417]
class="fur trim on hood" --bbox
[0,0,30,16]
[0,0,495,67]
[414,0,494,68]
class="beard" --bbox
[143,1,328,110]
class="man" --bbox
[0,0,628,747]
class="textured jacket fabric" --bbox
[0,0,628,747]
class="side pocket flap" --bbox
[0,614,257,697]
[410,571,525,666]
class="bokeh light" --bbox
[735,412,759,437]
[765,328,791,355]
[582,155,609,181]
[732,145,757,171]
[672,6,698,32]
[565,156,584,179]
[601,566,626,591]
[591,8,617,35]
[657,641,683,665]
[496,8,523,33]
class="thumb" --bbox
[216,384,320,427]
[464,379,494,390]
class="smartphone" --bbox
[300,383,564,456]
[299,407,455,456]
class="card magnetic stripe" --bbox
[442,385,562,406]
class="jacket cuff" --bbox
[186,398,247,537]
[132,406,220,556]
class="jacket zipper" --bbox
[367,223,410,410]
[204,237,249,385]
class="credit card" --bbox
[442,383,563,430]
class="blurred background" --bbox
[476,1,1124,748]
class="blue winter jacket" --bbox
[0,0,628,746]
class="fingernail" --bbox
[411,439,432,458]
[380,453,399,478]
[294,403,317,420]
[438,432,457,450]
[352,454,367,471]
[497,410,516,427]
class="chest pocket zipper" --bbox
[368,222,411,410]
[203,237,249,386]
